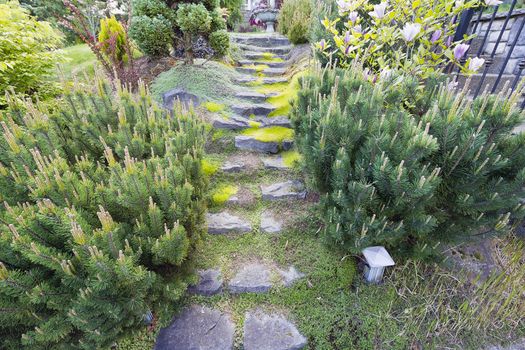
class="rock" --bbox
[221,160,246,173]
[262,77,289,84]
[230,33,291,47]
[282,139,294,151]
[263,156,287,170]
[228,263,272,293]
[238,59,288,68]
[207,212,252,234]
[235,136,279,154]
[259,116,292,128]
[235,76,257,84]
[239,44,293,55]
[243,310,307,350]
[213,116,251,130]
[261,180,307,201]
[232,103,275,117]
[188,269,223,296]
[277,266,305,287]
[154,305,234,350]
[236,91,268,103]
[162,88,200,110]
[244,51,287,61]
[261,211,283,233]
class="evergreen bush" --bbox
[291,65,525,258]
[98,15,129,66]
[0,76,207,349]
[129,14,173,57]
[278,0,313,44]
[209,29,230,57]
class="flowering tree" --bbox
[317,0,495,79]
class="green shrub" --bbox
[0,1,62,107]
[220,0,243,28]
[176,3,212,33]
[129,15,173,57]
[0,76,207,349]
[132,0,176,21]
[209,29,230,57]
[292,65,525,258]
[278,0,313,44]
[98,15,129,66]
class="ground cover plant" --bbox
[0,75,207,349]
[292,63,525,258]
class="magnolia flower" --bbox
[319,39,327,50]
[353,25,363,34]
[401,23,421,42]
[369,2,388,19]
[485,0,502,6]
[348,11,358,23]
[337,0,352,14]
[453,43,469,59]
[469,57,485,72]
[430,30,442,43]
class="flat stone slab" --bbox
[236,91,267,103]
[261,211,283,233]
[243,310,307,350]
[155,305,234,350]
[235,136,279,154]
[259,116,292,128]
[238,59,288,68]
[228,263,272,293]
[244,52,287,61]
[263,156,288,170]
[261,180,307,200]
[232,103,275,117]
[239,44,293,55]
[207,212,252,234]
[213,116,251,130]
[277,266,305,287]
[188,269,223,296]
[221,160,246,173]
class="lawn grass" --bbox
[56,44,97,81]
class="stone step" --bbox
[188,269,223,296]
[261,180,306,200]
[212,115,252,130]
[234,75,288,85]
[244,51,288,61]
[256,116,292,128]
[235,135,294,154]
[207,212,252,234]
[260,210,283,233]
[244,310,307,350]
[224,186,256,207]
[238,59,289,68]
[236,66,287,77]
[263,155,289,170]
[235,91,268,103]
[230,33,291,47]
[228,262,305,294]
[239,44,293,55]
[232,103,276,117]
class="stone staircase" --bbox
[154,33,309,350]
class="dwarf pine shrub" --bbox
[291,65,525,258]
[0,76,207,349]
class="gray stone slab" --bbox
[235,136,279,154]
[282,139,294,151]
[236,91,268,103]
[243,310,307,350]
[188,269,223,296]
[263,156,288,170]
[213,116,251,130]
[228,263,272,293]
[155,305,234,350]
[207,212,252,234]
[277,266,305,287]
[162,89,200,110]
[261,211,283,233]
[221,160,246,173]
[232,103,275,117]
[261,180,307,200]
[259,116,292,128]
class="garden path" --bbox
[154,33,310,350]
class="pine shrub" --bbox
[278,0,313,44]
[0,76,207,349]
[209,29,230,57]
[291,65,525,258]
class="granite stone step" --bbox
[230,33,291,47]
[260,211,283,233]
[188,269,223,296]
[244,51,288,61]
[232,103,276,117]
[256,116,292,128]
[239,44,293,55]
[263,156,289,170]
[212,115,252,130]
[234,75,288,84]
[261,180,307,200]
[236,66,287,77]
[235,135,279,154]
[228,263,272,293]
[207,212,252,234]
[235,91,268,103]
[238,59,289,68]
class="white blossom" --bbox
[469,57,485,72]
[401,23,421,42]
[369,2,388,19]
[485,0,503,6]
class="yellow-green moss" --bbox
[212,184,238,205]
[203,101,226,113]
[260,52,284,63]
[267,71,307,117]
[242,126,294,143]
[201,158,221,176]
[248,120,262,128]
[245,64,270,72]
[282,150,302,167]
[255,82,287,95]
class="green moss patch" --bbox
[242,126,294,143]
[267,70,307,117]
[203,101,226,113]
[211,184,238,205]
[260,52,284,63]
[281,150,302,168]
[201,158,221,176]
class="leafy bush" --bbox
[209,29,230,57]
[278,0,313,44]
[0,1,62,107]
[129,14,173,57]
[292,65,525,258]
[0,76,207,349]
[316,0,484,78]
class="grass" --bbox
[241,126,294,143]
[56,44,97,80]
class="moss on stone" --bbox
[267,71,307,117]
[242,126,294,143]
[212,184,238,205]
[248,120,262,128]
[260,52,284,62]
[203,101,226,113]
[281,150,302,168]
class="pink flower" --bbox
[401,23,421,42]
[453,43,469,60]
[469,57,485,72]
[369,2,388,19]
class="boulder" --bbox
[235,136,279,154]
[188,269,223,296]
[162,88,200,110]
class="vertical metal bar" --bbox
[491,17,525,93]
[511,59,524,91]
[454,9,483,74]
[490,0,517,58]
[476,6,500,57]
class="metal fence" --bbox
[453,1,525,108]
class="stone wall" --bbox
[470,9,525,75]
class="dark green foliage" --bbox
[220,0,243,28]
[209,29,230,57]
[0,76,207,349]
[176,3,211,33]
[130,14,173,56]
[291,65,525,258]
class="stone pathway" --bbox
[155,33,308,349]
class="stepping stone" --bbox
[235,76,258,84]
[236,91,267,103]
[155,305,234,350]
[221,160,246,173]
[258,116,292,128]
[261,211,283,233]
[235,135,279,154]
[263,156,288,170]
[244,52,287,61]
[237,67,287,77]
[230,34,290,46]
[238,59,289,68]
[234,76,289,85]
[228,263,272,293]
[212,115,251,130]
[232,103,275,117]
[262,77,289,84]
[226,187,256,206]
[239,44,293,55]
[261,180,307,200]
[207,212,252,234]
[243,310,307,350]
[277,266,305,287]
[188,269,223,296]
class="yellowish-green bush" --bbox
[278,0,313,44]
